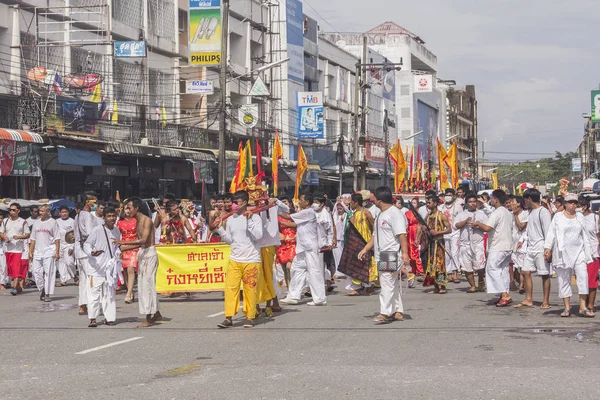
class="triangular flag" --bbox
[230,142,244,193]
[90,84,101,103]
[249,76,270,96]
[53,73,63,95]
[294,144,308,203]
[272,131,283,196]
[111,99,118,125]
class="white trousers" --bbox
[0,253,8,285]
[485,251,512,294]
[138,247,159,316]
[556,264,589,299]
[320,252,332,282]
[445,236,460,273]
[32,253,56,295]
[332,241,344,276]
[379,270,403,316]
[58,245,76,283]
[77,258,89,306]
[288,250,326,303]
[87,275,116,321]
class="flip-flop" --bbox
[540,304,552,309]
[580,309,595,318]
[514,302,534,309]
[453,279,461,284]
[496,297,512,307]
[560,309,571,317]
[438,290,447,294]
[426,290,440,294]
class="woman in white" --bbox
[544,194,593,317]
[580,196,600,315]
[332,202,348,278]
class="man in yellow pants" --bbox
[214,190,263,328]
[256,197,290,316]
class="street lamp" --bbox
[487,167,498,172]
[402,130,423,140]
[227,58,290,82]
[446,134,459,142]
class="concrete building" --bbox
[447,85,478,179]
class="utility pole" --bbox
[337,118,344,195]
[353,60,360,191]
[218,0,229,194]
[383,109,389,186]
[359,35,367,190]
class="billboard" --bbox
[113,41,146,58]
[416,100,438,161]
[189,0,222,66]
[572,158,582,172]
[297,92,323,139]
[185,80,214,94]
[414,74,433,93]
[592,90,600,123]
[286,0,304,83]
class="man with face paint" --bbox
[438,188,463,284]
[215,191,264,328]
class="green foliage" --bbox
[495,152,579,189]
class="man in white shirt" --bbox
[314,194,336,290]
[74,192,102,314]
[91,201,105,225]
[454,193,488,293]
[519,189,552,309]
[509,196,529,295]
[256,197,289,315]
[29,204,60,302]
[56,206,75,286]
[359,186,410,323]
[472,190,514,307]
[439,188,463,284]
[0,203,30,295]
[280,192,327,306]
[84,206,122,327]
[26,205,40,230]
[214,190,263,328]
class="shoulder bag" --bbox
[375,214,400,272]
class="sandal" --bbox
[373,314,392,324]
[347,290,361,296]
[518,288,525,294]
[104,320,117,326]
[496,297,512,307]
[393,312,404,321]
[580,308,595,318]
[453,279,461,284]
[270,306,282,313]
[88,319,97,328]
[426,289,440,294]
[217,319,233,329]
[466,287,478,294]
[514,302,534,309]
[560,309,571,318]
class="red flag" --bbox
[229,141,243,193]
[255,139,265,182]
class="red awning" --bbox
[0,129,44,143]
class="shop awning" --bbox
[107,143,215,162]
[0,129,44,143]
[197,148,240,160]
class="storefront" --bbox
[0,129,44,199]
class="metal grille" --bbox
[98,122,140,143]
[146,120,178,146]
[148,0,176,40]
[149,69,174,111]
[112,0,144,29]
[20,32,36,72]
[114,60,143,104]
[70,0,106,7]
[71,47,104,75]
[0,99,20,129]
[19,95,42,132]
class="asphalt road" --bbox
[2,277,600,400]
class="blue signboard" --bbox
[286,0,304,84]
[297,91,324,139]
[113,41,147,58]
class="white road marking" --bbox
[75,337,143,355]
[207,306,242,318]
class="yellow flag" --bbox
[445,141,459,188]
[161,103,168,127]
[272,131,283,196]
[90,84,101,103]
[111,99,118,125]
[389,140,407,193]
[294,144,308,203]
[491,173,499,189]
[437,138,450,190]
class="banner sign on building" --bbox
[10,143,41,177]
[572,157,582,172]
[238,104,259,128]
[297,92,324,139]
[189,0,222,66]
[592,90,600,123]
[185,80,214,94]
[286,0,304,83]
[113,41,147,58]
[0,140,15,176]
[156,244,231,292]
[414,74,433,93]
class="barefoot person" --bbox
[84,206,122,327]
[358,186,410,323]
[472,190,514,307]
[423,194,451,294]
[0,203,30,295]
[214,190,264,328]
[116,197,162,328]
[29,205,60,302]
[454,193,488,293]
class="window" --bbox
[400,108,410,119]
[400,85,410,96]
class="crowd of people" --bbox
[0,184,597,328]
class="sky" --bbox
[304,0,598,162]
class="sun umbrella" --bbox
[519,182,535,189]
[582,178,599,191]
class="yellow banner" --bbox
[156,244,231,293]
